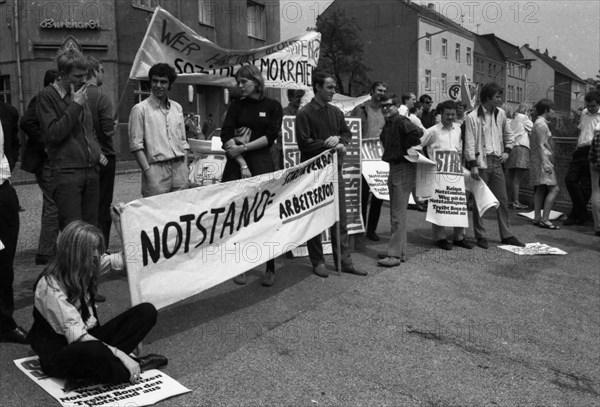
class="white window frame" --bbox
[425,34,431,54]
[425,70,431,91]
[441,73,447,91]
[455,43,460,62]
[134,81,151,103]
[0,75,11,104]
[466,47,472,66]
[441,38,447,58]
[247,1,266,40]
[198,0,216,26]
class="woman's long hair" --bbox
[42,221,105,304]
[236,65,264,97]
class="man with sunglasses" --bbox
[419,94,437,130]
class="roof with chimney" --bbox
[521,45,585,83]
[479,34,524,62]
[405,1,474,39]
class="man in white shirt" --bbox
[464,82,525,248]
[0,119,28,344]
[564,90,600,225]
[398,93,416,117]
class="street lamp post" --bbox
[407,29,449,94]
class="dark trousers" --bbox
[361,176,382,233]
[307,167,352,270]
[42,303,157,384]
[565,146,592,220]
[0,182,19,333]
[98,155,116,246]
[52,167,100,230]
[35,165,58,257]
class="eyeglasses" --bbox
[425,101,433,105]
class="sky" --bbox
[280,0,599,80]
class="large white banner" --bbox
[129,7,320,88]
[120,151,338,309]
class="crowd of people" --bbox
[1,47,599,391]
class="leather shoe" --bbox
[436,239,452,250]
[233,273,247,285]
[313,264,329,278]
[501,236,526,247]
[0,327,29,344]
[453,239,474,249]
[476,238,489,249]
[342,267,368,276]
[377,256,401,267]
[366,231,380,241]
[377,252,406,262]
[261,270,275,287]
[94,293,106,303]
[138,354,168,371]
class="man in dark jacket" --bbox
[36,48,103,230]
[20,70,59,265]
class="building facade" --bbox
[0,0,281,159]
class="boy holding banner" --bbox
[420,101,474,250]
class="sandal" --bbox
[539,220,560,230]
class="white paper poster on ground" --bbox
[425,150,468,227]
[14,356,190,407]
[518,210,563,221]
[498,242,567,255]
[121,151,339,309]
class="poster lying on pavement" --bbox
[121,151,339,309]
[14,356,190,407]
[498,242,567,255]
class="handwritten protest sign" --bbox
[15,356,190,407]
[129,7,320,88]
[281,115,363,235]
[121,151,338,309]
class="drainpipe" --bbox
[13,0,25,115]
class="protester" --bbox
[0,118,28,344]
[563,90,600,226]
[27,221,167,389]
[296,71,366,277]
[351,81,387,241]
[464,82,525,248]
[529,99,560,229]
[408,101,426,134]
[20,70,60,266]
[398,93,416,117]
[221,65,283,286]
[37,48,103,230]
[454,101,468,126]
[420,100,474,250]
[505,102,533,210]
[419,94,437,129]
[129,63,189,197]
[87,56,116,247]
[377,95,422,267]
[589,122,600,236]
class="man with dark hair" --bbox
[419,94,437,129]
[20,70,59,265]
[351,81,387,241]
[563,90,600,225]
[129,63,189,197]
[295,71,366,278]
[464,82,524,248]
[87,56,116,246]
[398,93,416,117]
[377,95,422,267]
[0,118,28,344]
[37,48,103,230]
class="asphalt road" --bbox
[1,169,599,407]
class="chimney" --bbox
[544,48,549,55]
[552,56,557,60]
[428,3,435,9]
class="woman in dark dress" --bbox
[221,65,283,287]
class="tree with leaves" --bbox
[586,70,600,90]
[316,8,371,96]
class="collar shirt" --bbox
[0,118,10,184]
[398,105,409,117]
[52,82,68,99]
[128,94,189,163]
[364,104,385,139]
[420,122,463,161]
[578,108,600,148]
[482,106,503,156]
